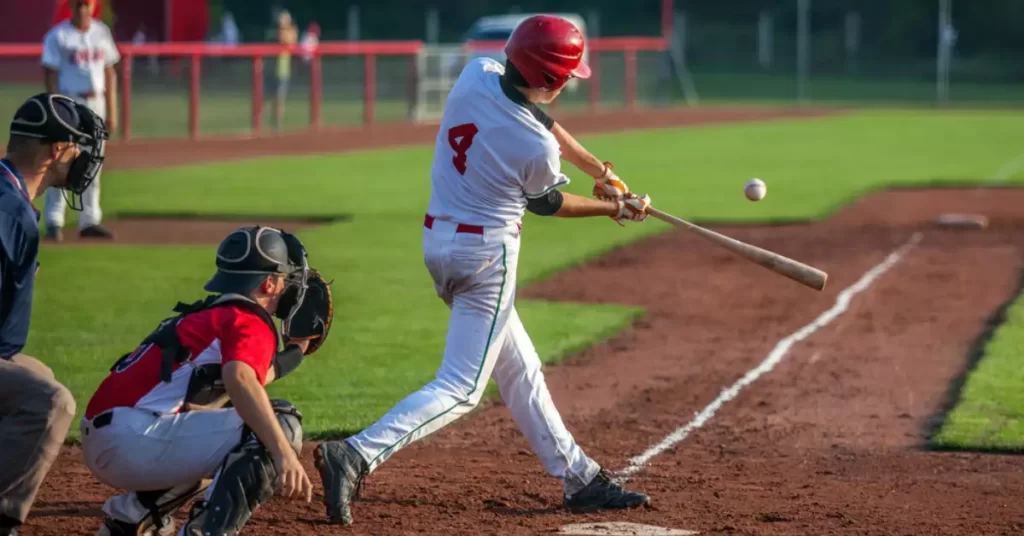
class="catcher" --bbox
[78,225,334,536]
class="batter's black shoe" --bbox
[0,527,16,536]
[564,469,650,513]
[80,224,114,239]
[315,440,369,525]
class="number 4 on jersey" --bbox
[448,123,479,175]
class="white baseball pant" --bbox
[44,96,105,230]
[345,217,601,496]
[80,406,244,525]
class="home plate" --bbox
[558,522,699,535]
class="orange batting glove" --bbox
[611,193,651,226]
[592,161,630,201]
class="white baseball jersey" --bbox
[426,58,570,228]
[41,20,119,113]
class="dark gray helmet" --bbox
[204,226,307,298]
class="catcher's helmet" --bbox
[504,14,591,91]
[205,226,306,296]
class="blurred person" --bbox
[132,24,158,76]
[300,22,321,64]
[41,0,118,241]
[314,15,651,526]
[0,93,109,536]
[222,12,240,46]
[81,226,334,536]
[272,10,298,131]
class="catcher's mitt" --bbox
[284,269,334,355]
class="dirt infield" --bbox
[20,108,1024,535]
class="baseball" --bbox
[744,178,766,201]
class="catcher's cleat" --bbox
[563,469,650,513]
[314,440,368,525]
[96,515,176,536]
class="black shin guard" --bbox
[182,401,303,536]
[133,481,210,533]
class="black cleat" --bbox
[564,469,650,513]
[97,515,176,536]
[314,440,369,525]
[0,527,17,536]
[80,224,115,239]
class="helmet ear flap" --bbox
[280,231,308,270]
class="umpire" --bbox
[0,93,109,536]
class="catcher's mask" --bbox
[9,93,108,211]
[204,226,310,327]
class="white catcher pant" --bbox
[345,217,601,495]
[80,406,245,525]
[44,96,105,229]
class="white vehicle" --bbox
[456,13,589,92]
[416,13,589,122]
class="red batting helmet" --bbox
[504,15,592,91]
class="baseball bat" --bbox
[646,206,828,291]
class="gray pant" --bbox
[43,95,106,230]
[43,173,103,230]
[0,354,76,523]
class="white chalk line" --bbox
[612,232,924,485]
[987,152,1024,184]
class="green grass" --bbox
[21,108,1024,441]
[931,288,1024,451]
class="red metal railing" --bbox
[0,37,666,142]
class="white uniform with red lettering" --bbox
[40,19,119,230]
[344,57,601,496]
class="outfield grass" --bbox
[931,289,1024,452]
[23,109,1024,440]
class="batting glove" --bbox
[592,161,630,201]
[612,193,651,226]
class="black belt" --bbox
[91,411,113,429]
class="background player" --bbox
[315,15,651,526]
[79,225,335,536]
[0,93,108,536]
[41,0,118,241]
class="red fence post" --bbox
[310,53,322,129]
[407,54,418,121]
[364,53,376,126]
[252,57,264,134]
[589,51,600,113]
[120,52,132,141]
[189,54,201,140]
[624,48,637,109]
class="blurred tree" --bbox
[217,0,1024,80]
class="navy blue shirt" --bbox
[0,159,40,359]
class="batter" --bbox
[315,15,652,525]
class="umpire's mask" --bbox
[9,93,108,210]
[205,226,310,322]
